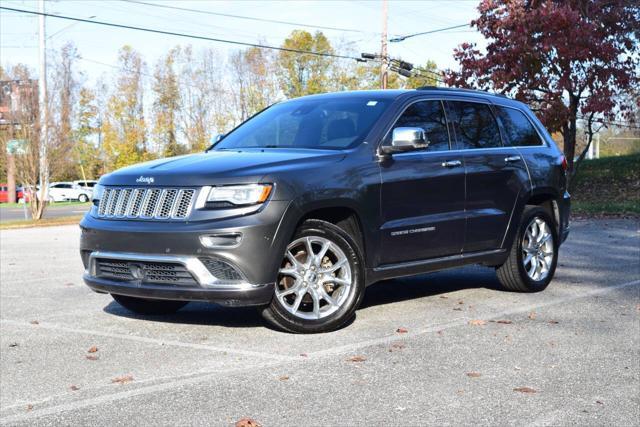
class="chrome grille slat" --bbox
[97,187,196,220]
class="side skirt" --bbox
[365,249,508,286]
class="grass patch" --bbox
[0,201,91,209]
[0,215,84,230]
[571,153,639,216]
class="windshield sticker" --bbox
[366,101,378,106]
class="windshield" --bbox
[213,97,391,151]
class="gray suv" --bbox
[80,87,570,333]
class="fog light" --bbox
[199,233,242,248]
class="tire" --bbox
[111,294,188,315]
[496,206,559,292]
[261,219,366,333]
[78,194,89,203]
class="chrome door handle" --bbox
[504,155,521,163]
[441,160,462,168]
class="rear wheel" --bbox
[261,219,365,333]
[78,193,89,203]
[496,206,558,292]
[111,294,188,315]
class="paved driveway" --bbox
[0,219,638,426]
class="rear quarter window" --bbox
[495,106,544,147]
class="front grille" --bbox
[96,258,198,286]
[97,187,196,220]
[199,257,244,281]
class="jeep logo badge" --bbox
[136,176,155,184]
[129,263,145,280]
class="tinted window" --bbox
[495,106,543,147]
[447,101,501,149]
[214,97,390,151]
[388,100,450,151]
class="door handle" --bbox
[441,160,462,168]
[504,155,521,163]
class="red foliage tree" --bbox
[445,0,639,177]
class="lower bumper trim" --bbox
[83,274,274,307]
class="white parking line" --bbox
[1,279,638,424]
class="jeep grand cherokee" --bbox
[80,87,570,333]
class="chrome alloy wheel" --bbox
[276,236,353,320]
[522,217,554,281]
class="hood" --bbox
[99,148,346,187]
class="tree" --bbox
[152,47,183,157]
[75,87,102,179]
[405,60,441,89]
[445,0,639,181]
[102,46,149,170]
[276,30,334,98]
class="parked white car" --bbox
[47,182,92,203]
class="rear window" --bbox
[495,106,544,147]
[214,97,391,151]
[447,101,501,149]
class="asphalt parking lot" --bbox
[0,203,91,222]
[0,218,638,426]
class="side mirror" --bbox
[380,127,429,155]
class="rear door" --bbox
[445,99,529,253]
[379,99,465,265]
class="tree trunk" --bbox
[562,95,579,187]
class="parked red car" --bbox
[0,183,23,203]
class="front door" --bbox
[445,99,529,253]
[379,99,465,265]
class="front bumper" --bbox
[80,200,298,306]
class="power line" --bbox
[0,6,362,62]
[120,0,373,35]
[390,23,470,42]
[577,116,640,130]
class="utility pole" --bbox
[37,0,49,214]
[380,0,388,89]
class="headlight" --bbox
[92,184,105,201]
[205,184,272,206]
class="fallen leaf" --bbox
[30,320,39,325]
[389,343,405,352]
[70,385,80,391]
[596,400,604,405]
[8,342,18,348]
[453,307,463,311]
[469,319,487,326]
[439,295,448,299]
[496,320,513,325]
[548,320,559,324]
[64,283,74,287]
[26,404,33,411]
[278,376,289,381]
[456,389,465,395]
[437,330,444,336]
[87,346,98,353]
[111,374,134,385]
[299,353,308,358]
[528,312,536,320]
[466,372,481,378]
[458,301,464,305]
[396,327,408,334]
[235,418,261,427]
[85,355,99,361]
[514,387,537,394]
[347,355,367,362]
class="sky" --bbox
[0,0,486,84]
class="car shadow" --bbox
[102,265,502,329]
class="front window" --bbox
[213,97,391,151]
[385,100,451,151]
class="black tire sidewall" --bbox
[266,220,365,333]
[79,194,89,203]
[515,208,559,292]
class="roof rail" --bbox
[416,86,508,98]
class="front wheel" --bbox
[78,193,89,203]
[111,294,188,315]
[496,206,558,292]
[261,219,365,333]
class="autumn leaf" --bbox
[299,353,308,358]
[347,355,367,362]
[469,320,487,326]
[458,301,464,305]
[596,400,604,405]
[453,307,463,311]
[548,320,559,324]
[396,327,409,334]
[495,320,513,325]
[278,376,289,381]
[26,404,33,411]
[30,320,39,325]
[87,346,98,353]
[528,312,536,320]
[70,385,80,391]
[235,418,261,427]
[514,387,537,394]
[466,372,481,378]
[111,374,134,385]
[439,295,448,299]
[389,343,405,352]
[437,330,444,336]
[8,342,18,348]
[85,355,99,361]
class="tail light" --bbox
[560,155,568,171]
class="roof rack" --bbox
[416,86,508,98]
